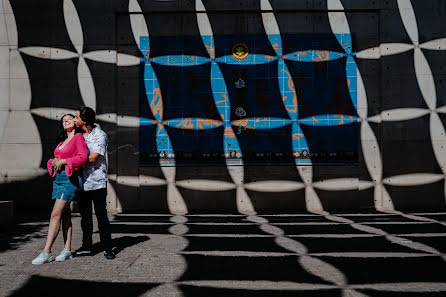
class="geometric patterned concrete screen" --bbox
[1,0,446,212]
[140,33,358,165]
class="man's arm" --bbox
[88,130,108,165]
[88,152,101,164]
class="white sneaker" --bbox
[55,248,72,262]
[32,250,54,265]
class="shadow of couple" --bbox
[80,235,150,256]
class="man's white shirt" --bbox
[82,126,108,191]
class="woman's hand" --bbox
[52,158,60,167]
[53,159,67,172]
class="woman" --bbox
[32,114,87,265]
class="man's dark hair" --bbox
[76,106,98,127]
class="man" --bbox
[74,106,115,259]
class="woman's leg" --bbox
[61,204,72,250]
[43,198,69,254]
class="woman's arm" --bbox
[47,158,56,177]
[47,143,62,177]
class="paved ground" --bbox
[2,211,446,297]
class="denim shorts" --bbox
[52,171,82,202]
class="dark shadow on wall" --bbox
[135,47,362,213]
[140,48,359,166]
[6,0,446,214]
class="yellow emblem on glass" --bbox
[232,42,249,60]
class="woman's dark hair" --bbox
[76,106,98,127]
[58,114,83,143]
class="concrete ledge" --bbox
[0,201,13,226]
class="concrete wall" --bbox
[1,0,446,215]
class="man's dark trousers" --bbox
[78,188,112,251]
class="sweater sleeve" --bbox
[64,134,88,176]
[47,158,56,177]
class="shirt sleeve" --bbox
[64,134,88,176]
[47,143,61,177]
[90,131,108,156]
[47,158,55,177]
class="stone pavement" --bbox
[2,212,446,297]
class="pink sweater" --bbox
[47,133,88,177]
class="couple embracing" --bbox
[32,106,115,265]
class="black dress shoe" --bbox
[104,250,115,259]
[73,246,92,257]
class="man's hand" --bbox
[88,152,100,164]
[54,158,67,172]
